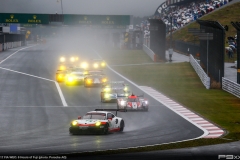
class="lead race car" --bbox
[117,93,149,111]
[69,109,125,135]
[101,81,130,102]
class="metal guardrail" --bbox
[222,77,240,98]
[190,54,210,89]
[143,44,155,61]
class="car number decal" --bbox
[132,102,137,109]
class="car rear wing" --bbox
[95,109,127,116]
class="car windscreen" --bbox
[82,113,106,120]
[71,72,84,76]
[128,98,138,102]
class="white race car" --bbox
[69,109,125,135]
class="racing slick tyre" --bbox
[102,124,109,135]
[120,120,124,132]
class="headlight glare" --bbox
[95,121,101,126]
[72,121,78,126]
[60,57,65,62]
[101,62,106,66]
[120,101,125,106]
[93,63,99,68]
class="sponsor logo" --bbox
[5,14,19,23]
[79,16,92,24]
[28,15,42,23]
[102,16,114,25]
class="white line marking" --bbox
[0,67,54,82]
[0,45,36,65]
[0,45,68,107]
[55,82,67,107]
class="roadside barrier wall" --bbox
[143,44,160,62]
[190,54,210,89]
[0,41,22,52]
[222,77,240,98]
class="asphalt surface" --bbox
[0,42,204,157]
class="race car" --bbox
[65,71,87,85]
[117,93,149,111]
[69,109,125,135]
[101,81,130,102]
[56,69,69,82]
[90,58,106,69]
[84,70,107,87]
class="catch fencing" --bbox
[190,54,210,89]
[173,40,199,57]
[222,77,240,98]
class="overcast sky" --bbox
[0,0,165,17]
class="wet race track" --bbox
[0,41,203,155]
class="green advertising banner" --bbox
[0,14,49,24]
[0,13,130,26]
[64,15,130,26]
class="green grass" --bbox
[100,49,240,141]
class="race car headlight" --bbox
[123,87,128,91]
[87,79,92,83]
[59,65,66,71]
[81,62,88,69]
[58,74,63,79]
[145,101,148,105]
[102,78,107,83]
[120,101,125,106]
[125,93,129,96]
[104,94,110,98]
[68,77,74,82]
[95,121,101,126]
[101,62,106,67]
[104,88,111,92]
[72,121,78,126]
[75,57,79,61]
[60,57,65,62]
[93,63,99,68]
[70,57,75,62]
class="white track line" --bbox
[0,46,67,107]
[0,45,35,65]
[55,82,67,107]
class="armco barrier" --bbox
[190,54,210,89]
[0,44,2,52]
[222,77,240,98]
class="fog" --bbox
[33,26,125,57]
